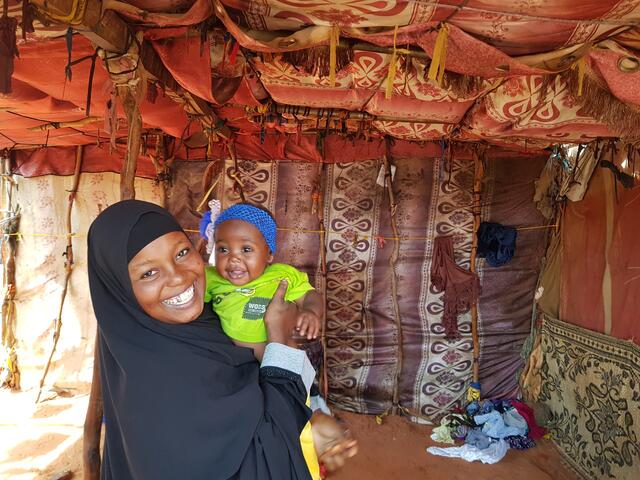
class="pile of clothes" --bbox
[427,398,546,464]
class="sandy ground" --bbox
[0,388,577,480]
[331,411,577,480]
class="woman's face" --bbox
[128,231,205,324]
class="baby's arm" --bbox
[293,290,323,340]
[233,339,267,362]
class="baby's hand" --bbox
[295,309,321,340]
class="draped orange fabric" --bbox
[561,167,640,344]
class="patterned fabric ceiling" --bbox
[1,0,639,153]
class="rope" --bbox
[6,223,556,240]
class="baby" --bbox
[204,203,323,360]
[203,202,324,480]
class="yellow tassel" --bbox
[385,25,399,100]
[572,57,586,96]
[428,24,449,86]
[329,25,339,86]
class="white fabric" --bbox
[426,439,509,464]
[261,343,315,394]
[205,198,221,265]
[13,173,163,390]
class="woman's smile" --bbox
[162,283,196,307]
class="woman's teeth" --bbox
[162,284,195,306]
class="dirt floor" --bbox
[331,411,577,480]
[0,389,577,480]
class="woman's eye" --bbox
[141,270,156,279]
[176,247,190,259]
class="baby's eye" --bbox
[242,246,253,253]
[217,246,228,253]
[176,247,190,259]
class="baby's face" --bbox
[214,219,273,286]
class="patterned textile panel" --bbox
[539,316,640,480]
[476,156,548,399]
[13,173,163,390]
[166,154,545,421]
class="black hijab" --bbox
[88,200,265,479]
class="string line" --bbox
[3,223,556,240]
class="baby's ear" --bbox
[268,253,274,263]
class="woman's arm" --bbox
[259,280,316,434]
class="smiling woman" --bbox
[87,200,322,479]
[128,229,205,324]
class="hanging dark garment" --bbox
[476,222,517,268]
[431,236,481,340]
[88,199,313,480]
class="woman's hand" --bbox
[310,412,358,473]
[264,280,298,346]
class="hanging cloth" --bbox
[431,236,481,340]
[476,222,517,267]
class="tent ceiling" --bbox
[1,0,639,154]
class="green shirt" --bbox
[205,263,315,343]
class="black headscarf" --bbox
[88,200,268,479]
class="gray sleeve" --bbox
[261,343,315,394]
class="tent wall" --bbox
[477,157,548,398]
[523,161,640,479]
[560,167,640,343]
[12,173,163,391]
[166,149,546,422]
[537,316,640,480]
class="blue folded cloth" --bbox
[477,222,517,267]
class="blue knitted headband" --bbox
[214,204,277,253]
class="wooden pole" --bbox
[83,85,140,479]
[315,163,329,400]
[1,153,20,390]
[120,88,141,201]
[470,148,484,383]
[383,144,403,415]
[36,145,84,403]
[83,334,102,480]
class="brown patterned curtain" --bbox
[166,151,546,422]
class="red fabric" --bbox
[430,236,481,340]
[14,145,157,178]
[120,0,213,27]
[589,48,640,107]
[609,183,640,342]
[560,167,640,344]
[511,400,547,440]
[152,36,215,103]
[225,0,639,56]
[561,170,607,333]
[0,36,190,149]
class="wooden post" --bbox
[36,145,84,403]
[315,163,329,400]
[83,334,102,480]
[0,153,20,390]
[83,84,140,478]
[383,145,403,415]
[120,88,141,201]
[470,148,484,382]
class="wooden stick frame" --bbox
[36,145,84,403]
[470,147,485,382]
